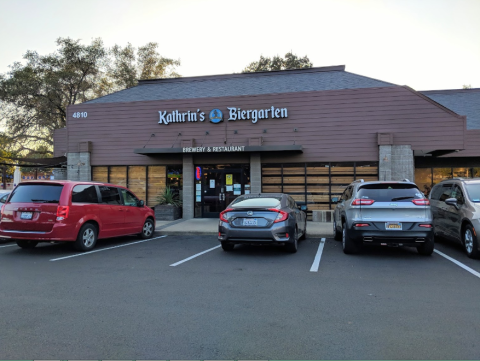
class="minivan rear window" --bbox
[9,184,64,203]
[357,184,424,202]
[465,184,480,202]
[231,196,281,208]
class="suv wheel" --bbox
[74,223,98,252]
[221,242,235,251]
[16,240,38,249]
[333,220,341,241]
[140,218,154,239]
[463,224,480,259]
[285,227,298,253]
[342,223,361,254]
[417,237,434,256]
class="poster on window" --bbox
[209,179,215,188]
[233,183,241,195]
[226,174,233,185]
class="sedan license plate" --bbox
[20,212,33,220]
[385,222,402,230]
[243,218,258,226]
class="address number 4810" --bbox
[72,112,88,118]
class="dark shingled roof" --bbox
[86,65,395,104]
[421,88,480,130]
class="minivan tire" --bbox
[74,223,98,252]
[140,218,155,239]
[463,224,480,259]
[417,238,434,256]
[16,240,38,249]
[342,224,361,254]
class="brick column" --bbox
[67,152,91,181]
[182,154,194,219]
[250,152,262,194]
[379,145,414,182]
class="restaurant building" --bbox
[53,66,480,219]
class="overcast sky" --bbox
[0,0,478,90]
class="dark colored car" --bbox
[333,180,434,255]
[0,181,155,251]
[218,193,307,253]
[429,178,480,259]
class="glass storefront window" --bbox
[433,168,452,185]
[453,168,470,178]
[415,168,432,196]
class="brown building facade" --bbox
[54,66,480,219]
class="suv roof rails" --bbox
[352,179,365,184]
[401,178,411,182]
[451,177,465,181]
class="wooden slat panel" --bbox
[110,166,127,187]
[262,167,282,175]
[307,195,331,202]
[289,194,305,202]
[307,204,331,210]
[92,166,108,183]
[262,185,281,192]
[283,185,305,192]
[282,167,305,175]
[356,166,378,175]
[331,185,348,193]
[331,176,354,183]
[282,177,305,184]
[147,166,166,207]
[307,167,330,175]
[307,176,329,184]
[330,167,354,174]
[128,166,147,201]
[361,176,379,182]
[307,185,329,192]
[262,177,282,184]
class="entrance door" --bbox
[196,166,250,218]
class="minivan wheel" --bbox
[334,220,342,241]
[74,223,97,252]
[285,227,298,253]
[140,218,154,239]
[463,224,480,259]
[16,240,38,249]
[417,238,434,256]
[342,223,361,254]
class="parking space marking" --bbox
[170,245,221,267]
[310,238,326,272]
[49,235,168,262]
[434,249,480,279]
[0,244,16,248]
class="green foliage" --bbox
[0,38,181,155]
[0,133,17,176]
[156,186,182,207]
[242,51,313,73]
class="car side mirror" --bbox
[331,197,339,203]
[138,200,145,207]
[445,197,459,209]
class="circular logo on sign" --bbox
[209,109,223,124]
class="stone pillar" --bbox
[67,152,91,181]
[250,152,262,194]
[182,154,194,219]
[379,145,414,182]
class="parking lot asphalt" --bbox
[1,232,480,360]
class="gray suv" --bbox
[429,178,480,259]
[333,180,433,255]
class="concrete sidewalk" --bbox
[156,218,334,238]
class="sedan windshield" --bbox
[465,183,480,202]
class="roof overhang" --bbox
[134,145,303,155]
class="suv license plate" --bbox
[243,218,258,226]
[386,222,402,230]
[20,212,33,220]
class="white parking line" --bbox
[0,244,16,248]
[434,249,480,279]
[170,245,221,267]
[50,235,168,262]
[310,238,326,272]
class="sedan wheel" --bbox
[463,224,480,259]
[285,227,298,253]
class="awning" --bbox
[134,145,303,155]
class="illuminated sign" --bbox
[195,166,202,180]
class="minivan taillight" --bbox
[56,206,69,221]
[351,199,375,206]
[268,208,289,223]
[412,199,430,206]
[219,208,233,222]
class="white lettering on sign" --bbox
[159,109,205,125]
[183,146,246,153]
[227,106,287,123]
[158,106,287,125]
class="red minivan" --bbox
[0,181,156,251]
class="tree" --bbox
[242,51,313,73]
[0,38,181,155]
